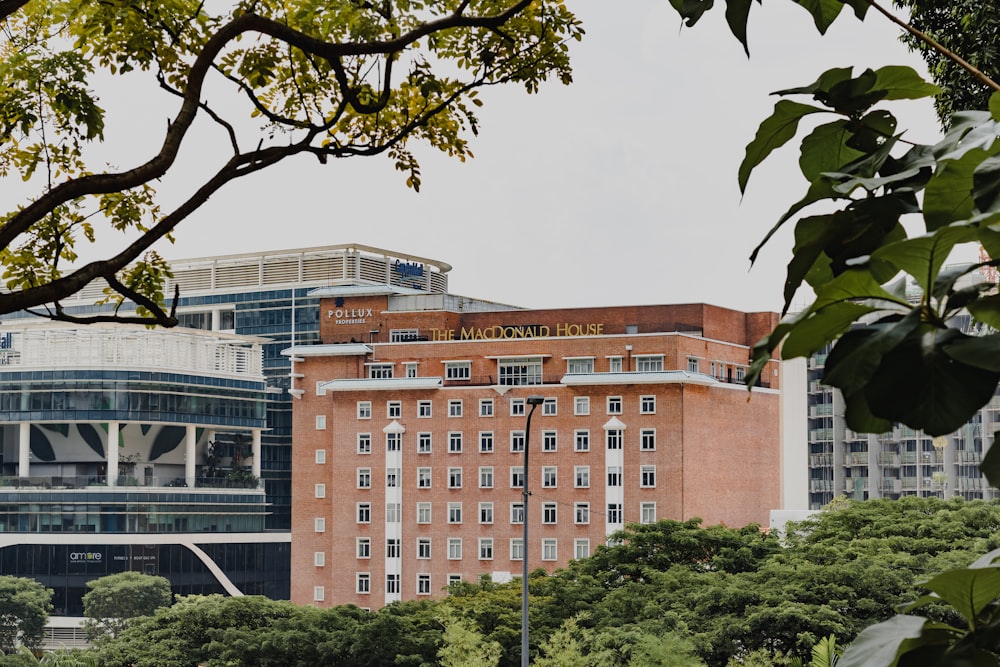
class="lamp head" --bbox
[526,396,545,405]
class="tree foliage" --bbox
[0,576,52,654]
[81,571,172,641]
[0,0,581,325]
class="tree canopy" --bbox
[81,571,172,641]
[0,576,52,654]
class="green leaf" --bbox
[871,66,941,101]
[941,333,1000,373]
[668,0,715,27]
[739,100,826,193]
[723,0,752,56]
[823,310,922,396]
[924,148,993,231]
[920,566,1000,628]
[982,443,1000,490]
[780,301,877,358]
[870,225,978,295]
[967,295,1000,331]
[972,153,1000,213]
[792,0,845,34]
[838,615,928,667]
[800,120,865,181]
[990,92,1000,122]
[773,67,853,97]
[748,178,840,269]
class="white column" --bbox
[106,422,119,487]
[251,429,261,479]
[18,422,29,478]
[185,425,197,488]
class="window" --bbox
[641,502,657,524]
[479,398,494,417]
[448,502,463,524]
[542,502,557,524]
[511,538,524,561]
[448,467,463,488]
[356,573,370,594]
[445,362,471,380]
[368,363,394,379]
[607,466,622,487]
[386,574,400,594]
[575,430,590,452]
[511,502,524,524]
[510,398,525,416]
[315,483,326,498]
[736,366,747,383]
[479,432,494,453]
[686,356,700,373]
[313,586,325,602]
[417,538,432,559]
[314,517,325,533]
[479,502,494,524]
[479,467,494,489]
[636,355,664,372]
[607,396,622,414]
[417,467,432,488]
[543,398,557,415]
[607,430,623,450]
[567,358,594,374]
[418,400,432,417]
[357,433,371,454]
[641,428,656,451]
[386,538,400,558]
[574,539,591,560]
[417,502,431,524]
[542,431,557,452]
[574,397,590,415]
[357,537,371,559]
[386,468,400,488]
[511,467,524,488]
[357,503,371,523]
[448,574,462,587]
[607,503,623,524]
[448,432,463,453]
[386,433,401,452]
[387,401,401,418]
[405,362,419,377]
[448,399,463,417]
[641,465,656,488]
[575,502,590,524]
[314,551,326,567]
[542,538,557,561]
[608,357,623,373]
[315,415,327,430]
[448,538,463,560]
[575,466,590,488]
[391,328,420,342]
[386,503,401,522]
[417,574,432,595]
[314,449,327,464]
[498,357,543,385]
[357,401,372,419]
[542,466,557,488]
[357,468,371,489]
[479,538,494,560]
[417,433,432,453]
[640,395,656,414]
[511,431,525,453]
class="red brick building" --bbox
[286,246,781,608]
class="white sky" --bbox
[16,0,949,314]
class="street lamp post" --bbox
[521,395,545,667]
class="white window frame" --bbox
[511,431,525,453]
[417,432,432,454]
[542,398,557,415]
[386,467,400,488]
[641,465,656,488]
[574,539,590,560]
[417,467,432,488]
[387,400,401,418]
[368,363,394,379]
[479,466,494,489]
[417,502,431,524]
[510,398,525,416]
[575,466,590,489]
[479,538,494,560]
[479,398,494,417]
[314,551,326,567]
[542,466,557,488]
[542,431,557,452]
[607,503,623,524]
[417,574,432,595]
[386,573,400,594]
[417,538,432,559]
[636,355,664,372]
[575,430,590,452]
[448,502,463,524]
[608,356,623,373]
[357,401,372,419]
[448,432,463,453]
[356,537,371,559]
[448,399,463,417]
[479,502,494,524]
[607,429,623,450]
[542,538,557,561]
[510,538,524,561]
[418,400,432,418]
[314,483,326,499]
[542,502,557,524]
[356,573,371,594]
[386,538,401,559]
[448,538,463,560]
[607,396,622,415]
[479,431,494,453]
[574,502,590,524]
[607,466,622,487]
[445,361,472,380]
[640,395,656,414]
[357,503,371,524]
[313,586,325,602]
[357,468,372,489]
[511,502,524,524]
[574,396,590,416]
[566,357,595,374]
[357,433,372,455]
[314,517,325,533]
[314,449,327,464]
[448,467,463,489]
[641,502,657,524]
[511,466,524,488]
[315,415,327,430]
[640,428,656,451]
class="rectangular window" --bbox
[386,538,400,558]
[448,574,462,588]
[387,401,401,418]
[315,449,327,464]
[574,397,590,416]
[511,538,524,561]
[357,433,372,454]
[641,502,657,524]
[386,468,400,488]
[417,574,431,595]
[417,538,432,559]
[575,502,590,524]
[542,502,557,524]
[315,483,326,498]
[417,502,431,524]
[479,538,494,560]
[640,395,656,414]
[608,357,623,373]
[405,362,419,378]
[510,398,525,416]
[368,363,394,379]
[686,356,699,373]
[511,431,525,453]
[386,433,401,452]
[357,401,372,419]
[636,355,664,372]
[567,358,595,374]
[386,503,401,523]
[418,432,432,454]
[479,432,494,453]
[448,399,463,417]
[448,502,463,524]
[498,357,543,386]
[607,503,623,524]
[736,366,747,383]
[445,361,471,380]
[607,466,622,487]
[313,586,325,602]
[542,538,557,561]
[315,415,327,430]
[386,574,400,594]
[574,539,591,560]
[575,466,590,488]
[640,429,656,451]
[511,502,524,524]
[542,466,557,488]
[607,430,623,450]
[448,467,463,488]
[641,465,656,488]
[417,467,432,488]
[390,328,420,342]
[356,573,370,594]
[575,430,590,452]
[357,503,371,524]
[418,400,432,418]
[314,551,326,567]
[543,398,557,415]
[479,502,494,524]
[607,396,622,414]
[479,467,494,489]
[448,538,462,560]
[542,431,557,452]
[314,517,325,533]
[356,537,371,559]
[511,467,524,488]
[448,432,463,453]
[357,468,371,489]
[479,398,494,417]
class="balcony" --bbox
[809,479,835,492]
[956,451,982,464]
[845,478,869,492]
[809,404,834,418]
[0,470,262,491]
[846,452,869,466]
[877,452,900,467]
[809,454,834,467]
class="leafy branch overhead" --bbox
[0,0,582,325]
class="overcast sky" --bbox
[23,1,949,314]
